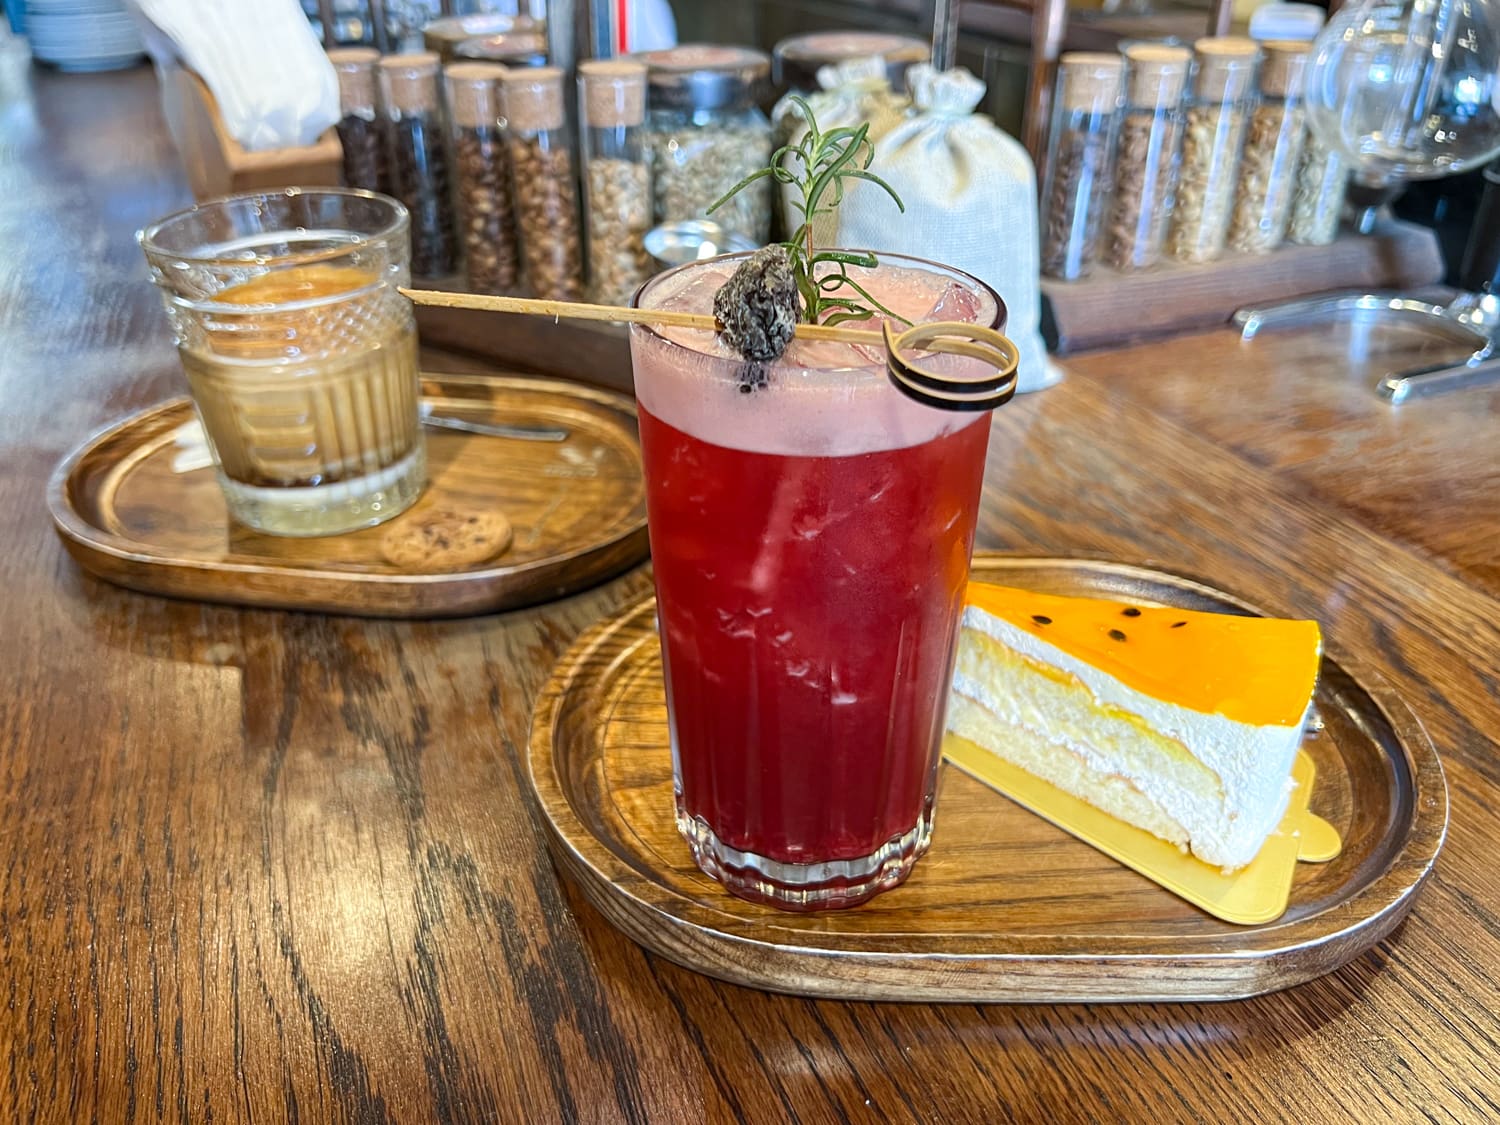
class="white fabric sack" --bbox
[771,55,909,140]
[772,57,910,244]
[837,64,1058,393]
[133,0,339,151]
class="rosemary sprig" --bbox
[708,96,910,327]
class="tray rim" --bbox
[46,373,649,617]
[527,554,1450,1003]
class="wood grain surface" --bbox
[3,57,1500,1123]
[527,558,1445,1003]
[49,376,648,617]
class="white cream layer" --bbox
[952,605,1307,869]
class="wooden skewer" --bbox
[399,287,892,346]
[401,285,1022,410]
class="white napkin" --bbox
[132,0,339,151]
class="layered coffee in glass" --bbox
[140,188,425,536]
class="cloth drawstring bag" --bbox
[836,64,1059,393]
[772,56,911,245]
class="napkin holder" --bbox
[159,65,343,200]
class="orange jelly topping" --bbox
[965,583,1323,728]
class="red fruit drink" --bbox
[630,254,1002,910]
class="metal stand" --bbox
[1234,290,1500,404]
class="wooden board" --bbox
[527,555,1448,1003]
[47,373,647,618]
[1041,222,1447,354]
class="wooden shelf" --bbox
[1041,221,1447,354]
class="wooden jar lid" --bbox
[501,65,566,132]
[1122,44,1191,109]
[378,52,442,114]
[1260,39,1312,98]
[1191,36,1260,103]
[1057,52,1124,113]
[444,61,505,129]
[579,59,647,128]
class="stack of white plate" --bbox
[27,0,146,73]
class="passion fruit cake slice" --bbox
[947,582,1323,870]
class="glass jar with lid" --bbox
[328,47,388,196]
[501,66,584,301]
[1228,40,1311,253]
[639,45,775,244]
[1167,36,1259,264]
[1103,43,1191,272]
[579,60,654,306]
[378,52,461,280]
[1040,52,1123,281]
[1286,134,1347,246]
[445,62,521,296]
[772,31,930,96]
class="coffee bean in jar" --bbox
[1227,41,1311,255]
[328,48,389,195]
[1040,52,1123,281]
[445,62,521,296]
[1104,44,1190,272]
[501,67,584,302]
[1166,37,1258,265]
[1286,133,1347,246]
[579,60,654,307]
[378,53,461,280]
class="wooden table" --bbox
[3,59,1498,1123]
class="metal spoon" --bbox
[420,404,568,442]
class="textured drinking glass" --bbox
[630,253,1002,911]
[140,188,426,537]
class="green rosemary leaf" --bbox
[822,308,876,326]
[840,169,905,212]
[794,270,819,314]
[813,250,880,269]
[705,99,905,325]
[706,167,775,216]
[804,130,870,219]
[834,275,913,326]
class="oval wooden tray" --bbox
[528,555,1448,1003]
[48,374,647,618]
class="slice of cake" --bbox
[947,582,1322,870]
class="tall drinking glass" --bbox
[630,253,1002,910]
[139,188,426,537]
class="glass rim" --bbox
[137,186,410,269]
[629,249,1006,376]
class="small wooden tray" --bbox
[48,374,647,618]
[160,67,343,201]
[528,555,1448,1003]
[1041,222,1446,354]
